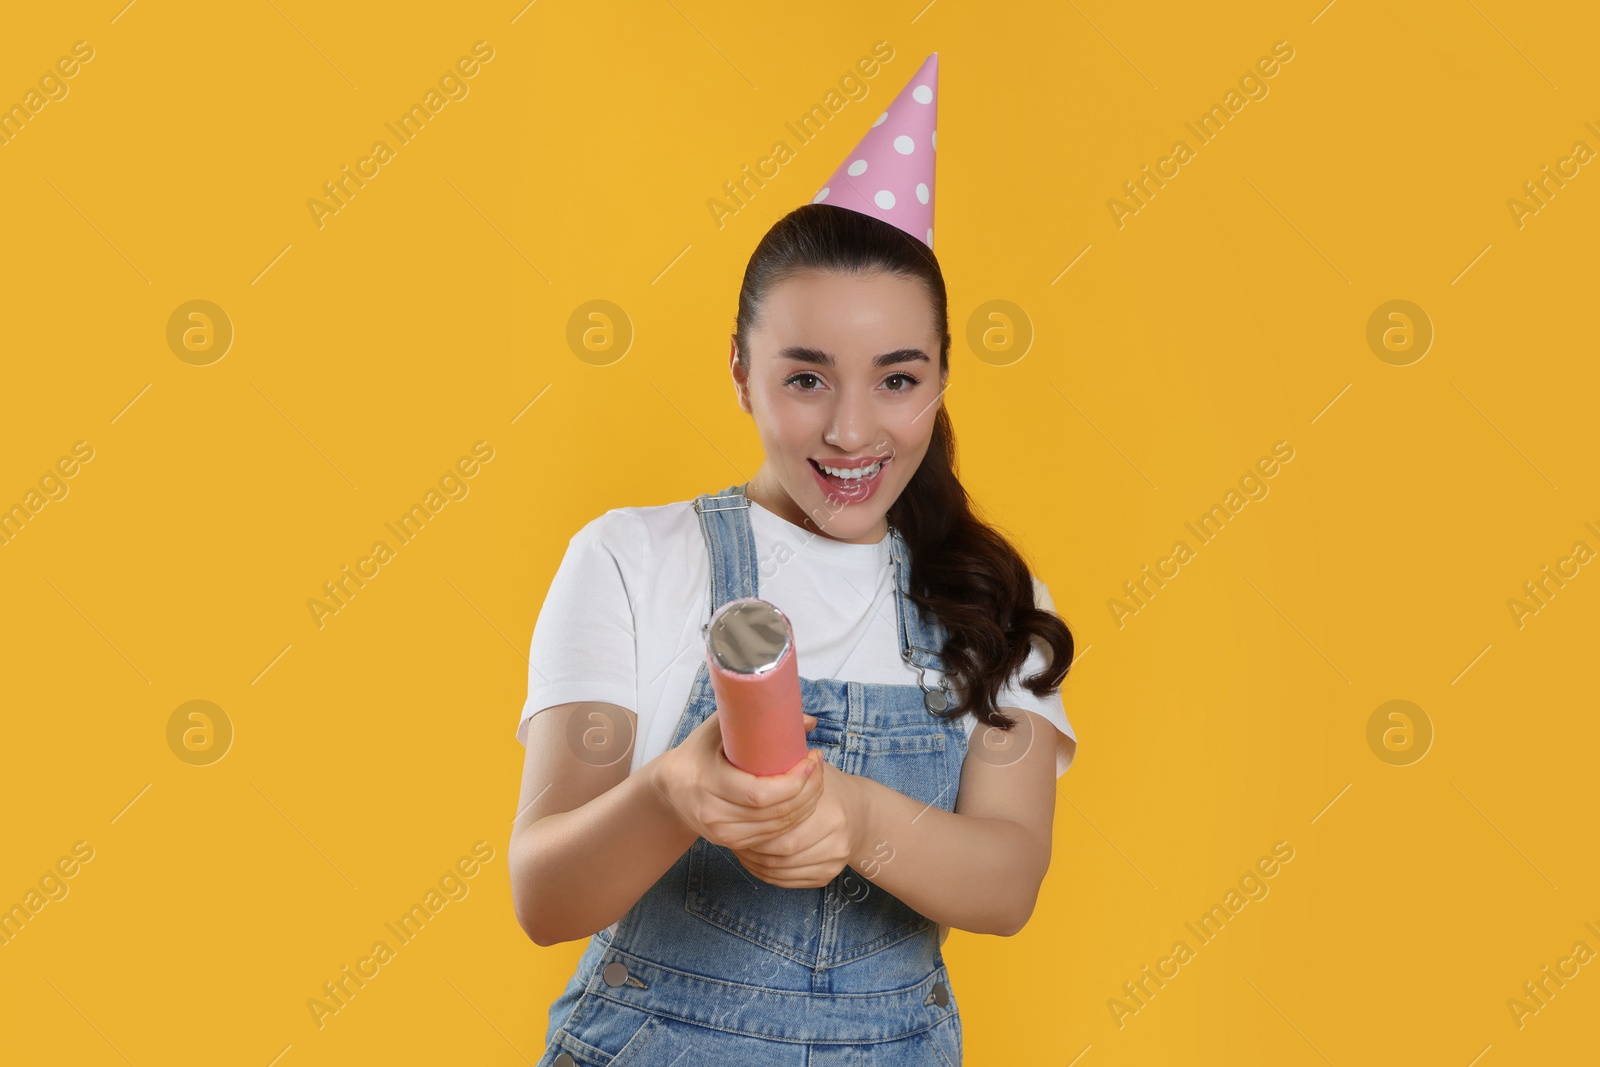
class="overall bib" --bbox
[537,483,968,1066]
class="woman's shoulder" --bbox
[571,498,702,554]
[568,500,709,620]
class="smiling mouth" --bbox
[807,455,892,501]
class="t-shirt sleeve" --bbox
[515,510,641,747]
[992,574,1078,778]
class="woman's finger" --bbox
[712,766,823,834]
[716,749,822,810]
[716,766,826,838]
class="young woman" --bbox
[510,202,1077,1066]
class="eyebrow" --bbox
[778,346,931,368]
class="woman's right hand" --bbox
[655,710,824,852]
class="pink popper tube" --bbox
[704,598,809,776]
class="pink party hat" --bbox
[811,53,938,249]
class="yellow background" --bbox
[2,1,1596,1063]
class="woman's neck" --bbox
[744,467,890,545]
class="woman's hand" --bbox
[732,756,871,890]
[655,710,826,853]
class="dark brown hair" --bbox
[733,202,1073,733]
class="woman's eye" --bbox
[784,372,920,391]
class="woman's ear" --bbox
[729,336,753,414]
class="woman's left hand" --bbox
[732,754,869,889]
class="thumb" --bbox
[802,713,818,729]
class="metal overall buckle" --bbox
[903,644,954,713]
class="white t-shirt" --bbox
[517,497,1078,778]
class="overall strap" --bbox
[888,527,949,674]
[691,482,759,611]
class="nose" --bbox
[823,388,875,453]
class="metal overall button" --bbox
[553,1054,578,1067]
[926,981,950,1007]
[602,961,629,987]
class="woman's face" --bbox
[732,268,947,544]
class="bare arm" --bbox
[509,702,696,947]
[853,709,1061,937]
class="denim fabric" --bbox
[539,484,967,1065]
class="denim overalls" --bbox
[537,483,968,1066]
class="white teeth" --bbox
[819,459,883,480]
